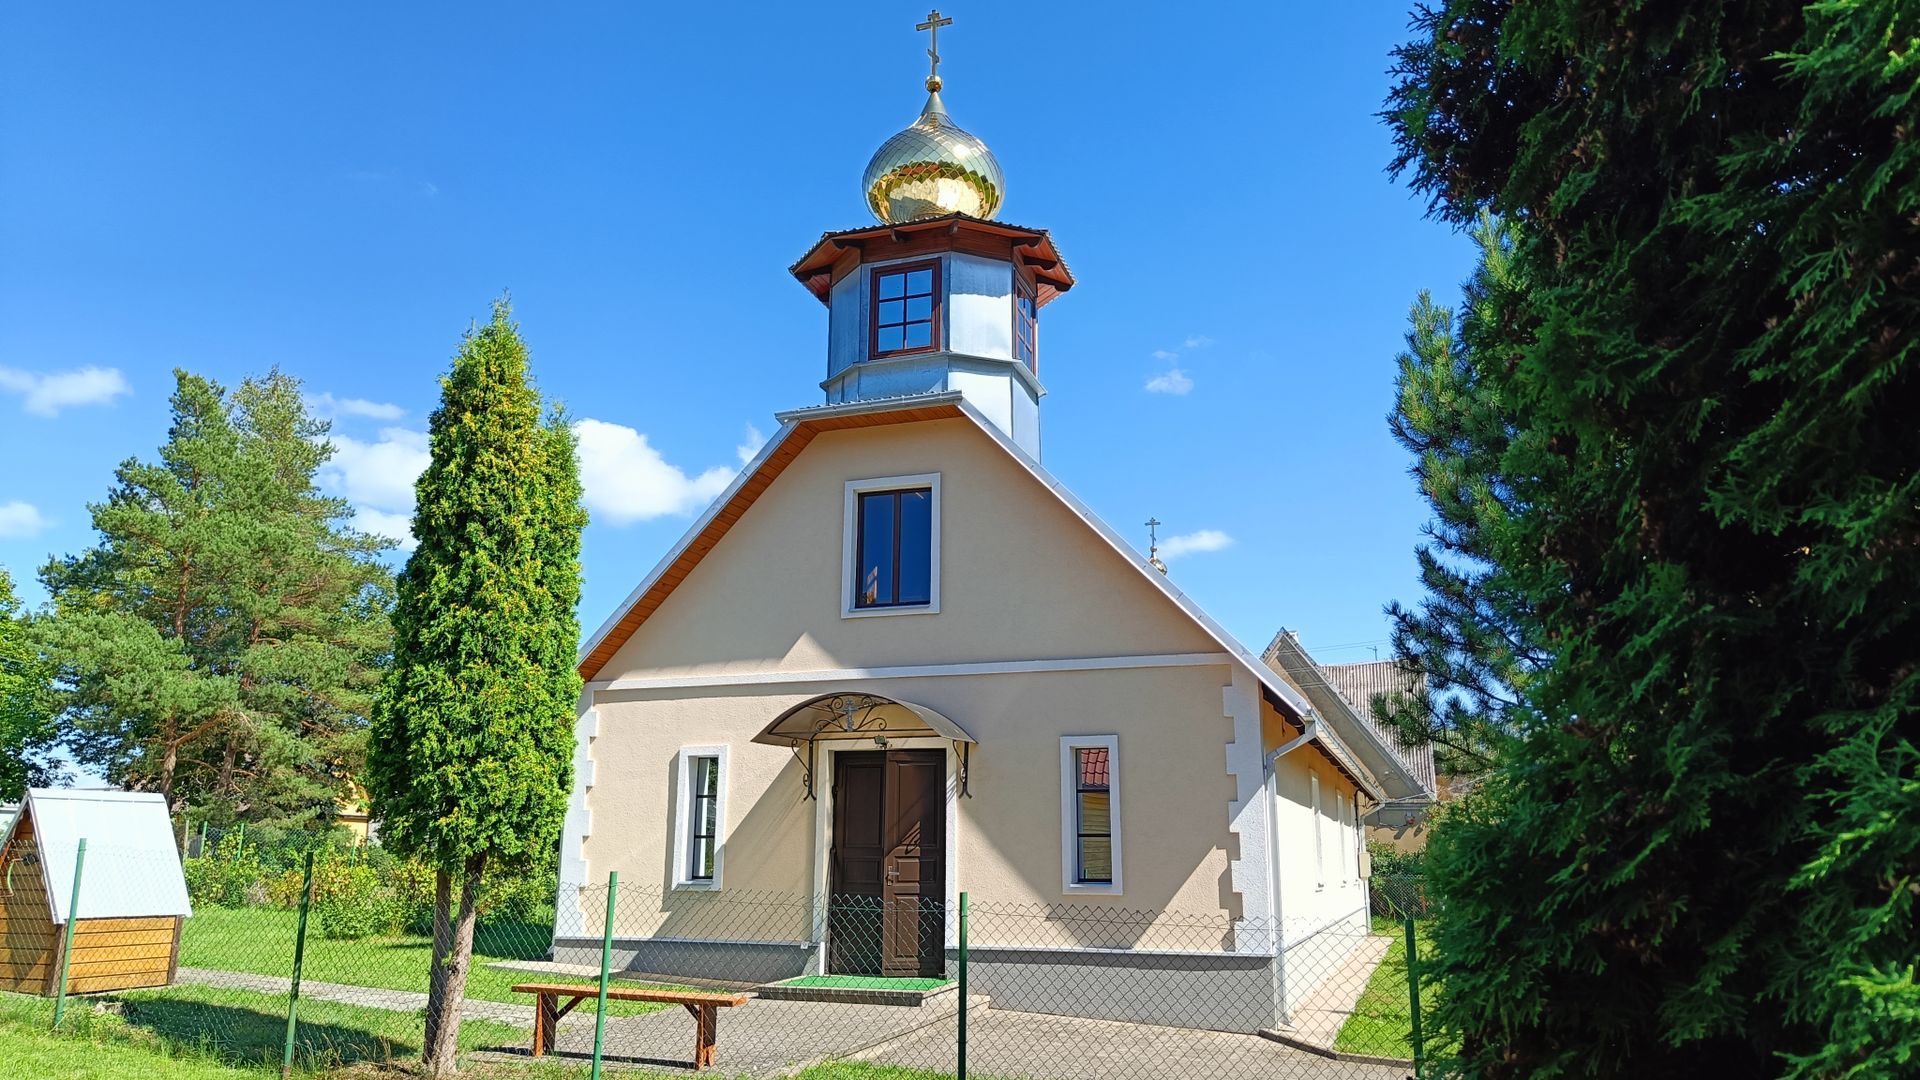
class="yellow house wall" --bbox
[572,417,1270,949]
[577,663,1243,949]
[591,419,1221,683]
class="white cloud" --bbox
[1151,349,1180,362]
[1145,368,1194,395]
[573,418,735,526]
[308,392,405,421]
[318,427,431,548]
[1158,529,1233,560]
[736,423,767,466]
[0,501,48,538]
[0,365,131,416]
[1183,334,1215,349]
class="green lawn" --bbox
[3,986,981,1079]
[0,986,518,1076]
[1332,919,1435,1059]
[182,906,672,1017]
[6,986,973,1079]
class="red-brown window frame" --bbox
[869,259,943,360]
[1013,270,1039,375]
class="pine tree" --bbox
[0,570,56,798]
[366,300,584,1075]
[1384,2,1919,1074]
[40,370,393,826]
[1379,214,1540,779]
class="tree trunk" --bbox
[422,853,486,1076]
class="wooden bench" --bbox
[511,981,750,1070]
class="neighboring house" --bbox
[551,62,1433,1033]
[1262,635,1440,852]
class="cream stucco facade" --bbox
[556,405,1383,1030]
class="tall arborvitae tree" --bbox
[0,569,56,798]
[1385,2,1919,1075]
[40,370,393,826]
[366,300,584,1076]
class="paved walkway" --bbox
[1267,934,1393,1051]
[855,1008,1408,1080]
[175,967,536,1026]
[177,966,1408,1079]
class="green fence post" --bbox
[281,850,316,1080]
[1406,914,1424,1078]
[590,870,618,1080]
[198,820,207,858]
[50,838,86,1030]
[957,891,969,1080]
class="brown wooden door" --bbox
[829,749,946,977]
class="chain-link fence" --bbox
[10,833,1437,1079]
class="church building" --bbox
[553,18,1426,1032]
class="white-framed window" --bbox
[1060,735,1122,894]
[1311,769,1325,890]
[671,745,728,890]
[842,473,941,618]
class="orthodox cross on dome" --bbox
[916,9,954,90]
[1146,518,1169,575]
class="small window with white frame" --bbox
[842,473,941,618]
[672,746,727,889]
[1060,735,1121,894]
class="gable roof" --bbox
[11,789,192,922]
[1262,633,1437,803]
[576,393,1386,800]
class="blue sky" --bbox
[0,3,1473,665]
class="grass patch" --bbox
[182,906,674,1017]
[0,991,267,1080]
[116,982,523,1069]
[2,986,985,1080]
[1332,919,1435,1059]
[777,975,951,992]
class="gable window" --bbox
[1060,735,1122,894]
[672,746,727,889]
[871,261,940,357]
[1013,274,1038,373]
[843,474,941,617]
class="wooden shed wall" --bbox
[0,808,183,995]
[0,808,57,994]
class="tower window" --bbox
[871,261,940,358]
[1014,275,1038,373]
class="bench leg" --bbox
[533,993,558,1057]
[696,1004,717,1070]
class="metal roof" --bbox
[1262,634,1437,803]
[14,788,192,923]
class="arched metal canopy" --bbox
[753,692,975,800]
[753,692,976,748]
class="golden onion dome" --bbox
[862,77,1005,224]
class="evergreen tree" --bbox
[1379,214,1540,779]
[1384,2,1919,1075]
[0,570,56,798]
[40,370,393,827]
[366,300,584,1075]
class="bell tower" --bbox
[785,11,1074,459]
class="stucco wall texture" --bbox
[568,417,1366,987]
